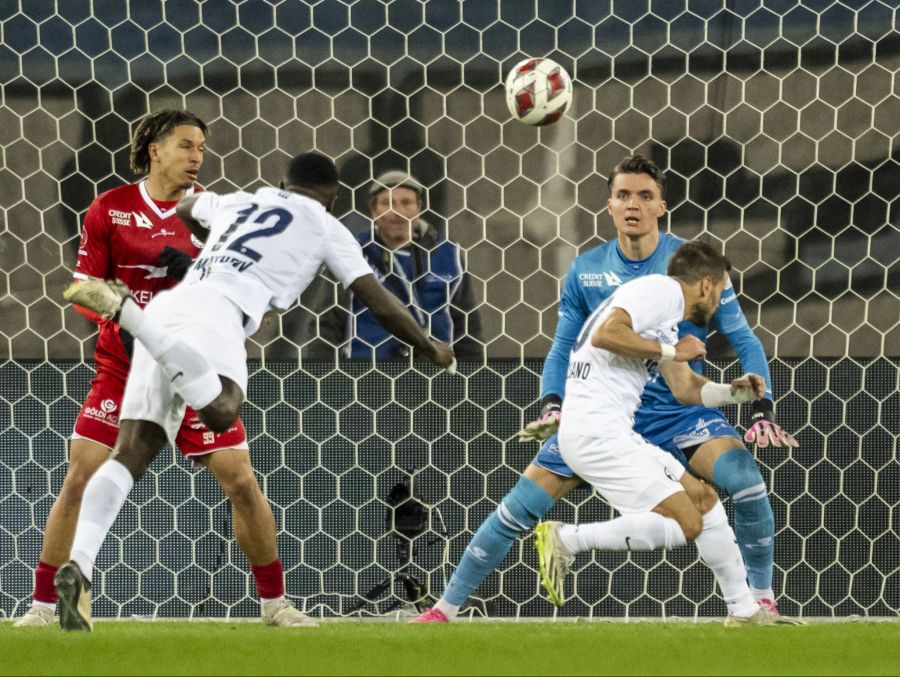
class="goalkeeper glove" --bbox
[517,394,562,443]
[744,398,799,448]
[157,246,193,281]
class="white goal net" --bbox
[0,1,897,619]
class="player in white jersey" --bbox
[552,241,780,626]
[56,152,455,631]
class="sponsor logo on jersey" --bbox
[151,228,176,238]
[578,271,623,287]
[131,289,155,306]
[132,211,154,229]
[118,263,169,279]
[100,398,117,413]
[108,209,133,226]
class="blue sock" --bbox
[712,448,775,593]
[442,476,555,607]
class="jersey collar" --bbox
[138,181,195,219]
[614,232,666,269]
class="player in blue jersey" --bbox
[413,154,798,623]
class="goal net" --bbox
[0,2,897,619]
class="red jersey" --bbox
[73,181,203,380]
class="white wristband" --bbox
[700,382,737,407]
[659,343,676,362]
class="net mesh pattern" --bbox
[0,1,897,619]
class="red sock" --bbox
[34,561,59,604]
[252,559,284,600]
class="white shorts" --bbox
[559,428,686,514]
[120,283,248,444]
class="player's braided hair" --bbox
[668,240,732,284]
[607,154,667,198]
[129,109,208,175]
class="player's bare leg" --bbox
[201,450,318,628]
[57,420,167,631]
[689,436,781,613]
[524,464,584,500]
[13,439,109,627]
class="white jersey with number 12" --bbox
[183,187,372,335]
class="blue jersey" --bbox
[541,232,773,410]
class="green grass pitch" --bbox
[3,619,899,676]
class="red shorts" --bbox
[72,368,248,456]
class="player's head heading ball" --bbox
[281,152,340,212]
[130,109,208,176]
[607,154,666,199]
[668,240,732,326]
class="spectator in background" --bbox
[302,171,483,360]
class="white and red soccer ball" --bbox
[504,58,573,126]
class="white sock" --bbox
[695,501,759,618]
[70,460,135,581]
[119,298,222,409]
[558,513,688,554]
[751,587,775,602]
[32,600,56,612]
[434,597,460,620]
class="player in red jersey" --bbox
[14,110,312,628]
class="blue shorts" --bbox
[635,405,741,468]
[532,433,573,477]
[531,406,741,477]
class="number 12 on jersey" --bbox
[209,203,293,262]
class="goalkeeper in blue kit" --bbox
[413,154,799,623]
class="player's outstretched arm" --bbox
[709,281,797,447]
[518,270,588,442]
[175,194,209,243]
[660,361,766,407]
[349,273,455,369]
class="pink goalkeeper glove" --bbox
[744,399,799,448]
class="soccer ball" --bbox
[504,58,573,126]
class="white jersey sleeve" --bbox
[190,191,231,229]
[609,275,683,338]
[321,214,374,288]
